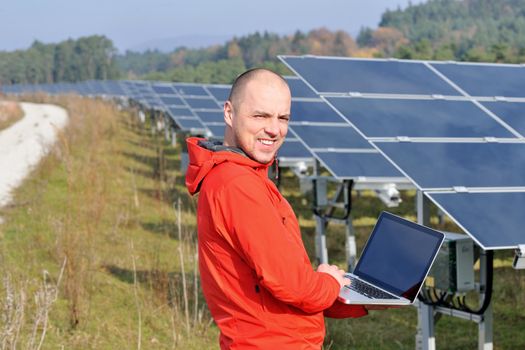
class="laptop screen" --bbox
[353,212,444,301]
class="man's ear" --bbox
[224,101,234,127]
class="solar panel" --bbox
[374,141,525,190]
[281,56,459,95]
[278,139,312,159]
[159,96,184,106]
[325,97,517,138]
[184,97,221,110]
[172,83,208,96]
[290,124,371,149]
[206,86,231,103]
[291,100,346,123]
[87,80,109,95]
[315,151,404,179]
[172,118,208,131]
[431,62,525,98]
[104,81,126,96]
[282,55,525,251]
[481,101,525,137]
[167,106,193,117]
[427,191,525,250]
[194,110,224,123]
[152,84,175,95]
[285,76,319,98]
[206,125,225,138]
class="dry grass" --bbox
[0,101,24,131]
[0,94,216,349]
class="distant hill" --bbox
[364,0,525,62]
[2,0,525,86]
[128,34,231,52]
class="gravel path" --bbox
[0,102,69,221]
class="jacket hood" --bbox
[185,137,272,195]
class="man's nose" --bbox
[264,117,280,137]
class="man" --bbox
[186,68,368,349]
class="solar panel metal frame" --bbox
[425,189,525,250]
[280,54,525,249]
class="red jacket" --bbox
[186,137,367,349]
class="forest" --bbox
[0,36,120,85]
[1,0,525,86]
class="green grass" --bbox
[1,96,524,349]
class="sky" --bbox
[0,0,427,53]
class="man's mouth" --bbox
[258,139,276,146]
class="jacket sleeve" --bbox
[323,300,368,319]
[215,174,340,314]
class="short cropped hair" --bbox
[227,68,288,107]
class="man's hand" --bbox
[317,264,350,288]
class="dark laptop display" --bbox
[339,211,445,305]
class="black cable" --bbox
[463,250,494,315]
[312,180,353,221]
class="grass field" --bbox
[1,96,524,349]
[0,101,24,131]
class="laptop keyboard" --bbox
[347,276,397,300]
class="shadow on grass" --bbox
[140,219,197,240]
[104,264,206,309]
[125,138,156,150]
[124,166,154,180]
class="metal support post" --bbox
[345,217,357,271]
[415,190,435,350]
[164,117,170,142]
[150,111,156,136]
[478,250,493,350]
[171,129,177,147]
[315,215,329,264]
[343,180,357,271]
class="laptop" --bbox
[338,211,445,305]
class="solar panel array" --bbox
[1,79,314,164]
[281,55,525,250]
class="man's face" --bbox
[224,76,291,164]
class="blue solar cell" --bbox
[105,81,126,96]
[88,81,108,95]
[146,99,164,109]
[481,102,525,137]
[206,125,225,138]
[195,110,224,123]
[375,142,525,189]
[291,125,370,149]
[184,98,221,109]
[326,97,516,138]
[173,84,208,96]
[152,85,175,94]
[316,152,404,179]
[278,141,312,159]
[207,86,231,102]
[168,106,193,117]
[285,77,318,98]
[432,62,525,98]
[173,118,206,130]
[159,96,184,106]
[282,56,459,95]
[291,101,346,123]
[428,192,525,249]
